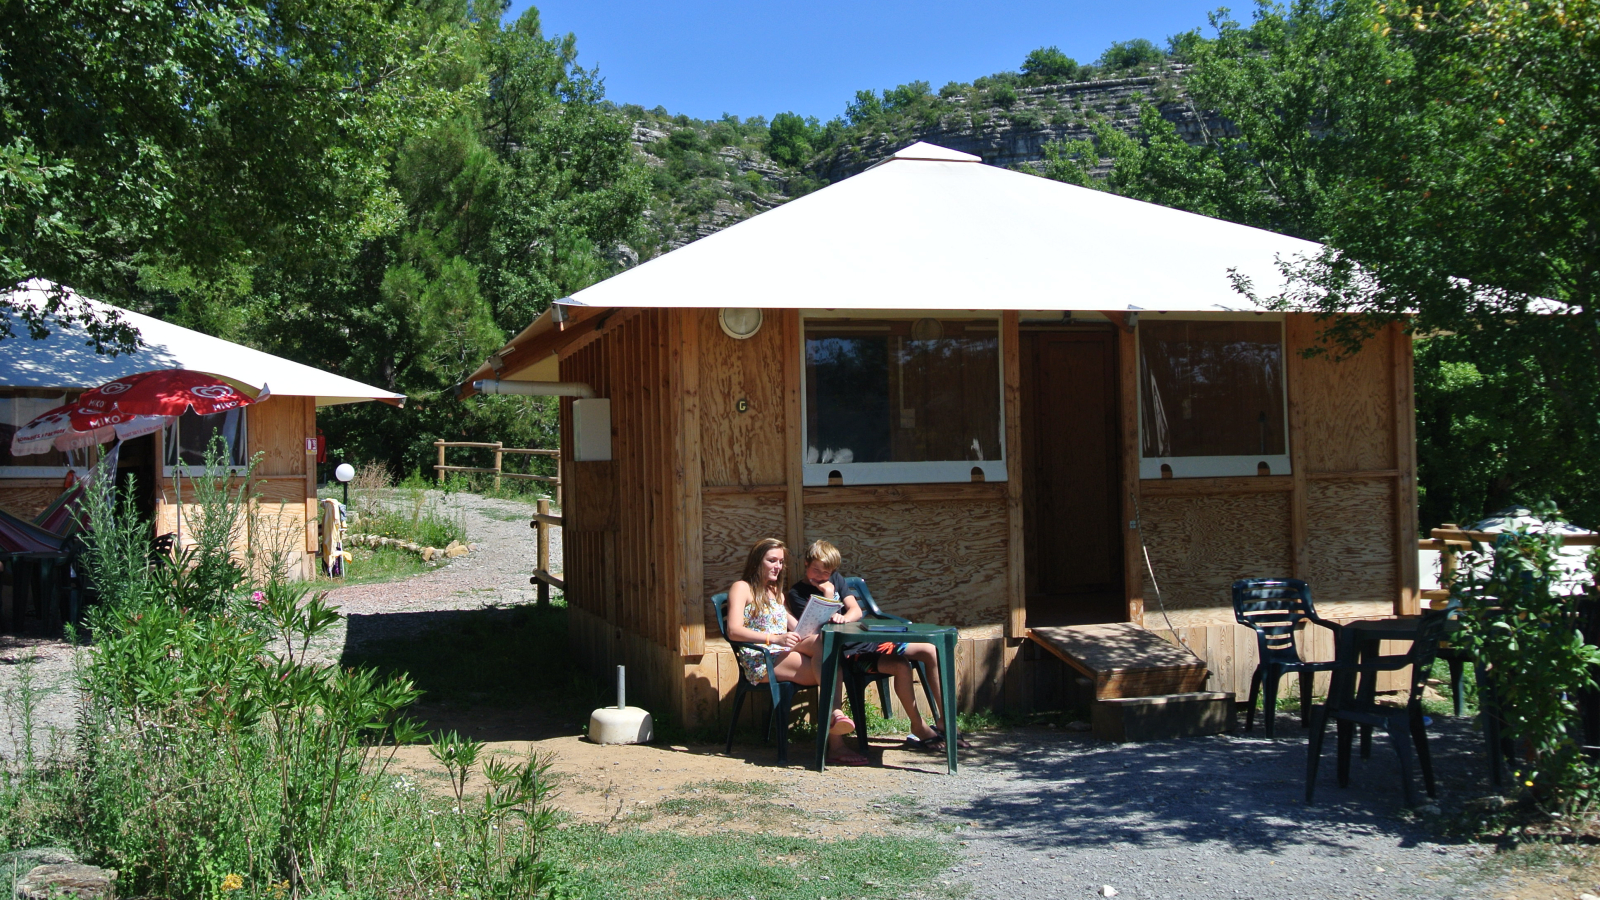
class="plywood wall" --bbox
[697,310,789,488]
[0,480,65,519]
[803,486,1010,627]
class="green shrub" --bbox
[1,463,566,898]
[1454,519,1600,817]
[1022,46,1080,82]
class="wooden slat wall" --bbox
[559,310,694,717]
[1133,315,1416,695]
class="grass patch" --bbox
[546,827,960,900]
[316,544,442,586]
[649,780,797,827]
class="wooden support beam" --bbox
[1393,322,1420,615]
[1285,314,1310,579]
[1118,325,1144,626]
[303,396,318,555]
[782,310,805,561]
[1002,310,1026,639]
[678,310,705,656]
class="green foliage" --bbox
[1098,38,1166,70]
[3,464,568,898]
[0,0,462,344]
[1453,523,1600,816]
[1022,46,1081,82]
[766,112,822,167]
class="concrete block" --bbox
[587,706,653,744]
[1091,691,1235,743]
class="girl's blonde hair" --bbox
[740,537,789,615]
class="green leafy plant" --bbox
[1453,517,1600,816]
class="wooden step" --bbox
[1028,622,1208,700]
[1092,691,1236,743]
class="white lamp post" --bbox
[335,462,354,505]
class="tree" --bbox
[0,0,462,348]
[1022,46,1081,82]
[767,112,821,167]
[246,3,647,477]
[1097,38,1165,71]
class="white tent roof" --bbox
[1,281,405,407]
[566,140,1322,312]
[463,141,1328,393]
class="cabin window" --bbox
[1138,318,1289,478]
[802,318,1005,485]
[163,409,249,474]
[0,389,96,476]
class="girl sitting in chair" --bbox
[726,537,867,766]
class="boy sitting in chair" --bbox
[786,540,956,752]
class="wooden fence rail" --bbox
[530,497,563,607]
[1417,523,1600,603]
[433,440,561,502]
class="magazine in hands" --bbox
[794,594,844,637]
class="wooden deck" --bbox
[1029,623,1208,700]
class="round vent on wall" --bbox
[718,308,764,340]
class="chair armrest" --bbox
[1306,614,1344,638]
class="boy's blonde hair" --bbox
[805,539,842,572]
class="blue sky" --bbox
[502,1,1232,122]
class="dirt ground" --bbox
[388,734,962,839]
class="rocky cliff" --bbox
[624,65,1218,259]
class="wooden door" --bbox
[1023,331,1123,603]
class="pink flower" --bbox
[252,591,266,609]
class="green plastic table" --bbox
[814,621,960,775]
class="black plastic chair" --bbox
[713,592,805,765]
[1232,578,1343,737]
[844,578,941,730]
[1306,603,1458,807]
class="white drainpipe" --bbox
[472,380,596,398]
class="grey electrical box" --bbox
[572,398,612,461]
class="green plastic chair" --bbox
[713,592,804,765]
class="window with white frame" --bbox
[1139,318,1288,478]
[802,317,1004,485]
[0,389,95,476]
[163,409,249,474]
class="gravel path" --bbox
[910,722,1496,900]
[314,490,558,663]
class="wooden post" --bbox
[537,497,551,608]
[436,440,446,484]
[1002,311,1026,639]
[1117,323,1144,626]
[493,442,503,491]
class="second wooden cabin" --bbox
[464,143,1418,728]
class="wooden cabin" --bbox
[463,143,1417,729]
[1,281,403,579]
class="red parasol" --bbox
[76,370,262,419]
[8,402,167,457]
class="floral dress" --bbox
[735,590,790,685]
